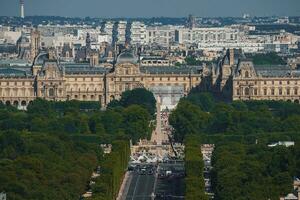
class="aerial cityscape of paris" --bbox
[0,0,300,199]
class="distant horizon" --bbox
[1,15,300,19]
[1,0,299,18]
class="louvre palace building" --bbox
[214,49,300,104]
[1,45,300,109]
[0,48,205,109]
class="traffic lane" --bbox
[125,172,139,200]
[135,174,155,199]
[155,177,185,198]
[125,173,155,200]
[120,172,134,200]
[155,163,185,199]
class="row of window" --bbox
[67,94,103,101]
[0,100,30,107]
[70,77,99,82]
[148,77,199,82]
[0,82,33,86]
[0,90,34,97]
[67,76,200,83]
[237,87,299,96]
[237,80,299,85]
[263,80,297,85]
[67,87,103,92]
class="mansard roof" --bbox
[253,65,297,77]
[62,63,109,75]
[0,59,31,66]
[33,52,49,66]
[140,66,203,75]
[116,51,138,64]
[141,57,168,61]
[0,68,28,77]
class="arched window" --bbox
[125,83,130,91]
[49,88,54,97]
[245,87,250,96]
[254,88,258,95]
[13,101,19,107]
[271,88,275,95]
[5,101,11,106]
[99,95,102,105]
[295,88,298,95]
[245,71,250,78]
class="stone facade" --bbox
[216,49,300,103]
[0,51,202,108]
[1,48,300,109]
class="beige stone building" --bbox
[1,45,300,109]
[0,51,203,109]
[215,49,300,103]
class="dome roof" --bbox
[33,52,49,65]
[116,51,138,64]
[17,35,30,44]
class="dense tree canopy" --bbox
[211,142,300,200]
[185,135,208,200]
[0,89,155,199]
[169,100,210,142]
[0,97,153,144]
[170,92,300,142]
[108,88,156,115]
[90,140,130,200]
[170,90,300,199]
[0,130,100,200]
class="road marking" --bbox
[121,172,134,200]
[131,173,140,200]
[152,172,158,199]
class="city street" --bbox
[123,165,156,200]
[122,162,185,200]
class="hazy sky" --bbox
[0,0,299,18]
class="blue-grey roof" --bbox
[140,66,203,75]
[34,52,49,66]
[141,57,168,61]
[254,65,297,77]
[63,63,109,75]
[117,51,138,64]
[0,68,28,77]
[0,59,31,67]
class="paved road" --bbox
[123,163,185,200]
[155,162,185,199]
[125,172,156,200]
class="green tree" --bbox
[169,100,210,142]
[119,88,156,115]
[122,105,151,143]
